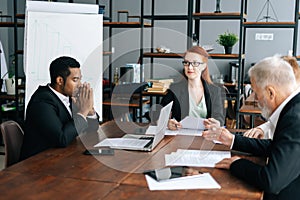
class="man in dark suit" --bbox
[203,55,300,200]
[20,56,99,160]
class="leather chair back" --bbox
[0,120,24,168]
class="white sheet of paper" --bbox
[165,128,203,136]
[180,116,205,130]
[145,173,221,190]
[165,149,231,167]
[94,138,150,148]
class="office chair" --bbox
[0,120,24,168]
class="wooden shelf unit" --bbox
[103,22,151,28]
[103,51,112,56]
[0,1,26,121]
[193,12,247,20]
[143,52,245,59]
[243,21,296,28]
[0,22,24,27]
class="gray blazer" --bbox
[160,78,225,125]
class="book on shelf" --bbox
[151,82,166,88]
[147,78,173,84]
[147,87,168,93]
[146,78,173,93]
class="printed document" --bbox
[165,149,231,167]
[165,116,205,136]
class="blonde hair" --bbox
[282,56,300,83]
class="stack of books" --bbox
[147,79,173,93]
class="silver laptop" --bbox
[94,101,173,151]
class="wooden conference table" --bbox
[0,121,263,200]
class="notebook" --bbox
[94,101,173,151]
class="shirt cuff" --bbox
[87,112,97,119]
[230,134,235,149]
[77,113,87,122]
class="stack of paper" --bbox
[180,116,205,130]
[165,116,205,136]
[145,173,221,190]
[165,128,203,136]
[165,149,231,167]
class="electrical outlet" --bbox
[255,33,274,40]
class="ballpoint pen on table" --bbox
[173,117,178,129]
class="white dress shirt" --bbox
[230,86,300,148]
[48,84,72,116]
[257,86,300,139]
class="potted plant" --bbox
[216,31,239,54]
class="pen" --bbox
[173,117,178,129]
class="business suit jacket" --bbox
[20,85,99,160]
[230,93,300,200]
[160,78,225,125]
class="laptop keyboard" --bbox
[139,136,154,140]
[139,136,154,148]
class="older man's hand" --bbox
[202,118,234,147]
[243,128,264,139]
[215,156,241,169]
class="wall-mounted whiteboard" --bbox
[24,1,103,121]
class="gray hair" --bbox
[248,55,296,90]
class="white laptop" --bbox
[94,101,173,151]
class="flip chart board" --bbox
[24,1,103,120]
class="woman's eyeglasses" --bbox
[182,61,204,67]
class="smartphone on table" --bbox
[143,166,189,181]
